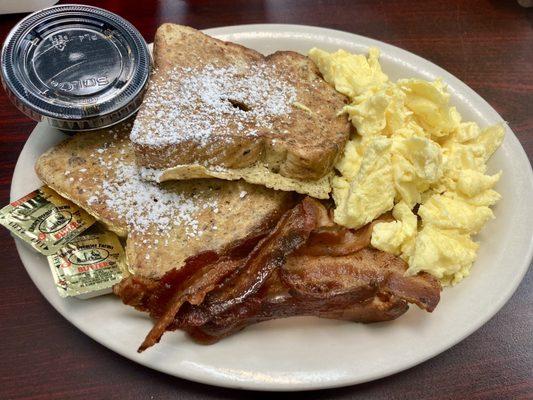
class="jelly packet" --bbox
[0,186,95,255]
[47,230,127,299]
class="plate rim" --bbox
[10,23,533,391]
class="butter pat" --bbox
[47,231,127,299]
[0,186,95,255]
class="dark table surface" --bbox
[0,1,531,399]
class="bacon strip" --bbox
[180,243,440,344]
[282,248,440,311]
[114,251,218,317]
[182,197,322,327]
[115,232,272,352]
[121,252,244,352]
[180,271,409,344]
[298,225,372,257]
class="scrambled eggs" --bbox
[309,48,504,285]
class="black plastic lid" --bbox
[1,4,151,131]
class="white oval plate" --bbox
[11,24,533,391]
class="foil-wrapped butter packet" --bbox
[0,186,95,255]
[47,231,127,299]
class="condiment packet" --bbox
[0,186,95,255]
[47,230,127,299]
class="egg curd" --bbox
[309,48,504,285]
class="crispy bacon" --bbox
[114,198,441,350]
[178,244,440,344]
[118,252,245,352]
[115,233,273,351]
[281,248,440,312]
[114,251,218,318]
[299,225,372,257]
[180,197,322,327]
[114,232,271,317]
[179,271,409,344]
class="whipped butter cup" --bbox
[0,4,151,131]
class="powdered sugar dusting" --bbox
[130,64,297,147]
[139,166,163,182]
[102,163,200,236]
[92,138,217,238]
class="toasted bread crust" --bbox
[153,23,264,69]
[131,24,350,184]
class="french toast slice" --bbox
[35,121,294,278]
[130,24,351,198]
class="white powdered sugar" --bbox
[130,64,297,147]
[101,163,201,236]
[93,141,217,238]
[139,166,164,182]
[87,195,98,205]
